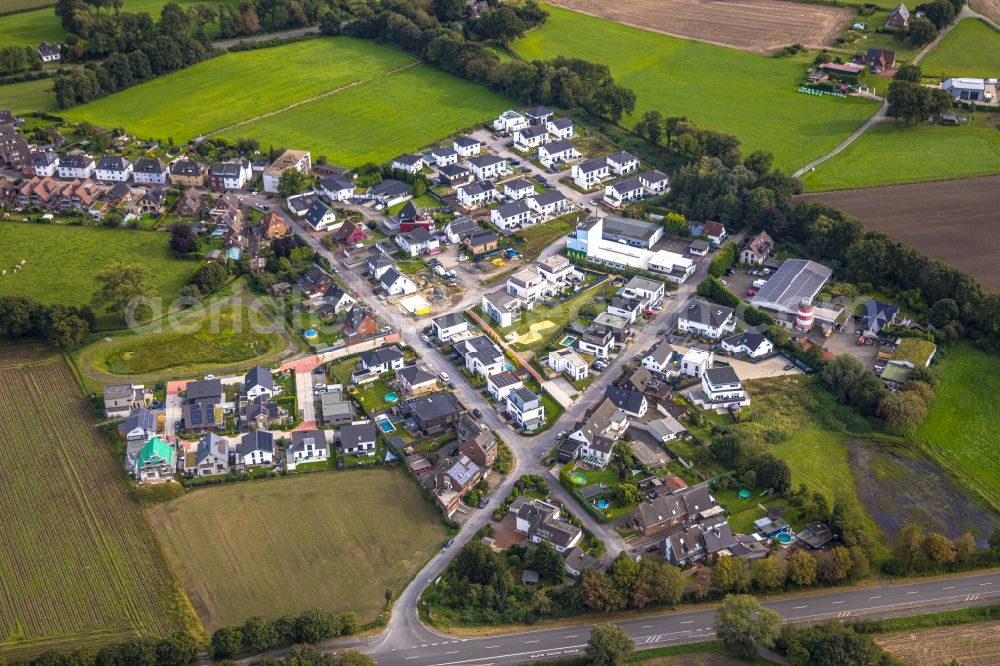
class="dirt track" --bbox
[798,175,1000,292]
[545,0,855,53]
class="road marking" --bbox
[832,601,845,604]
[681,620,694,624]
[794,605,808,609]
[980,582,993,586]
[445,651,458,655]
[641,625,652,628]
[485,646,499,649]
[406,657,418,660]
[564,635,578,639]
[906,591,918,595]
[869,595,882,599]
[525,640,539,644]
[943,586,955,590]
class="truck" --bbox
[753,278,767,289]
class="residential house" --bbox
[592,311,632,344]
[860,299,899,338]
[132,157,169,185]
[663,525,705,566]
[691,366,750,409]
[464,229,499,255]
[56,153,95,179]
[297,264,335,298]
[644,413,687,443]
[133,437,175,484]
[503,178,535,201]
[885,2,909,28]
[604,385,648,418]
[631,483,720,537]
[468,154,508,180]
[169,159,204,186]
[182,378,224,431]
[493,110,529,133]
[339,422,377,456]
[607,151,640,175]
[366,250,396,280]
[523,105,554,125]
[545,117,574,140]
[638,170,669,195]
[641,341,678,376]
[37,41,61,62]
[741,231,773,265]
[360,347,405,374]
[604,177,644,207]
[31,150,59,177]
[17,177,97,212]
[607,295,644,323]
[289,429,328,465]
[263,149,311,193]
[189,433,229,476]
[303,199,337,231]
[432,312,469,342]
[128,188,166,216]
[571,157,609,189]
[721,331,774,359]
[391,153,424,174]
[506,268,548,307]
[242,395,285,429]
[395,226,440,257]
[513,125,549,151]
[318,174,355,201]
[527,190,569,219]
[208,159,252,189]
[434,454,482,516]
[439,163,472,186]
[482,289,521,328]
[399,392,464,436]
[704,221,727,247]
[104,383,142,418]
[343,306,379,338]
[333,219,367,245]
[456,181,495,209]
[174,189,203,218]
[538,139,580,168]
[457,413,496,467]
[487,370,524,402]
[569,398,629,469]
[426,146,458,167]
[578,325,614,359]
[678,300,736,339]
[397,365,438,396]
[510,496,583,553]
[864,47,896,72]
[380,267,418,296]
[243,366,274,401]
[453,136,482,157]
[368,179,412,208]
[237,430,275,467]
[548,347,588,381]
[119,406,157,441]
[491,199,533,230]
[680,347,713,378]
[261,211,287,239]
[321,389,355,426]
[563,546,601,576]
[457,334,505,378]
[537,254,576,286]
[95,156,132,183]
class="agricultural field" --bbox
[801,114,1000,191]
[222,64,509,166]
[875,620,1000,665]
[920,18,1000,79]
[915,344,1000,513]
[513,5,880,173]
[0,348,199,661]
[798,175,1000,290]
[544,0,854,53]
[0,0,56,13]
[63,38,413,142]
[0,222,197,314]
[146,470,448,630]
[0,78,57,113]
[973,0,1000,25]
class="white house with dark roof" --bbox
[607,151,640,176]
[303,199,337,231]
[395,226,440,257]
[538,140,581,168]
[57,153,95,179]
[942,77,986,102]
[237,430,274,467]
[468,154,508,180]
[507,387,545,431]
[603,177,645,208]
[380,267,417,296]
[191,433,229,476]
[366,250,396,280]
[289,429,329,466]
[523,105,554,125]
[31,151,59,177]
[545,117,574,140]
[503,178,535,201]
[678,300,736,339]
[439,163,472,186]
[548,347,588,381]
[569,398,629,469]
[528,190,569,219]
[319,175,355,201]
[132,157,169,185]
[722,331,773,359]
[487,370,524,402]
[621,275,666,307]
[37,41,61,62]
[391,153,425,174]
[360,347,405,374]
[339,422,377,456]
[425,146,458,167]
[118,407,157,441]
[432,312,469,341]
[510,497,583,553]
[639,170,669,195]
[457,334,505,378]
[95,156,132,183]
[572,157,610,189]
[513,125,549,151]
[741,231,773,265]
[243,366,274,401]
[368,179,411,207]
[456,181,496,209]
[453,136,482,157]
[491,199,533,230]
[482,289,521,328]
[494,110,528,133]
[444,216,478,244]
[208,159,252,189]
[691,366,749,409]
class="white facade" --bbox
[678,303,736,340]
[721,333,774,359]
[513,126,549,151]
[432,315,468,342]
[382,272,418,296]
[639,170,669,194]
[621,276,666,307]
[548,348,588,381]
[603,179,644,208]
[545,118,574,140]
[453,137,481,157]
[507,389,545,431]
[487,373,524,402]
[527,192,569,219]
[132,165,168,185]
[572,158,609,190]
[391,154,424,174]
[57,156,95,180]
[694,368,750,409]
[263,150,311,193]
[681,348,713,377]
[456,183,495,208]
[607,152,640,175]
[95,158,132,183]
[494,110,529,133]
[503,179,534,201]
[469,156,509,181]
[491,200,533,230]
[538,141,580,168]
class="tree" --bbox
[751,556,786,592]
[888,80,930,123]
[92,262,154,321]
[210,626,243,659]
[894,523,925,568]
[952,532,975,563]
[711,556,751,594]
[848,546,871,580]
[155,632,197,666]
[192,261,229,295]
[169,221,198,254]
[908,16,938,46]
[609,552,640,599]
[432,0,465,22]
[584,624,634,666]
[788,622,889,666]
[663,116,688,149]
[879,390,929,430]
[614,483,641,505]
[927,87,953,121]
[743,150,774,177]
[591,83,636,122]
[278,168,308,197]
[631,558,683,609]
[474,6,524,47]
[633,110,664,145]
[820,546,853,584]
[927,298,959,327]
[714,595,782,660]
[578,569,624,612]
[787,550,819,586]
[331,650,376,666]
[533,541,565,584]
[295,608,339,643]
[48,306,91,348]
[242,616,279,651]
[893,63,922,83]
[923,532,955,565]
[988,527,1000,552]
[821,354,886,416]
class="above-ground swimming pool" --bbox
[559,335,578,347]
[571,473,587,485]
[384,392,399,403]
[777,533,792,544]
[303,329,318,339]
[596,500,610,510]
[738,489,751,499]
[504,362,515,371]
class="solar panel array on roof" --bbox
[751,259,832,314]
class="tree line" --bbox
[905,0,966,46]
[0,45,42,77]
[887,64,953,123]
[216,0,359,38]
[210,608,360,659]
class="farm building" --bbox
[942,78,988,102]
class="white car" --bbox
[439,371,451,382]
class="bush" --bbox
[130,481,186,505]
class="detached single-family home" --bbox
[494,110,528,133]
[396,226,440,257]
[243,366,274,401]
[885,2,909,28]
[318,174,355,201]
[95,156,132,183]
[190,433,229,476]
[607,151,640,176]
[391,153,425,174]
[503,178,535,201]
[399,392,464,436]
[509,497,583,553]
[444,217,477,245]
[491,199,533,230]
[545,117,574,140]
[366,250,396,280]
[607,295,644,323]
[639,170,669,195]
[681,347,713,378]
[513,125,549,151]
[128,188,166,217]
[691,366,750,409]
[339,422,377,457]
[132,157,169,185]
[465,229,499,255]
[457,414,497,467]
[104,383,143,418]
[432,312,469,342]
[321,389,355,426]
[37,41,61,62]
[56,153,95,180]
[487,370,524,402]
[457,334,505,378]
[133,437,175,484]
[439,163,472,186]
[360,347,405,374]
[621,276,666,307]
[343,305,378,338]
[678,300,736,339]
[289,429,329,465]
[548,347,588,381]
[571,157,609,189]
[524,105,554,125]
[538,139,580,168]
[397,365,438,396]
[741,231,773,265]
[380,267,418,296]
[864,47,896,72]
[527,190,569,219]
[538,254,576,286]
[456,181,495,209]
[31,151,59,177]
[482,289,522,328]
[182,378,225,432]
[303,200,336,231]
[604,385,648,418]
[297,264,334,298]
[468,154,508,180]
[208,159,252,189]
[642,341,677,376]
[578,325,614,359]
[704,221,727,246]
[237,430,275,467]
[434,454,483,516]
[569,399,629,469]
[453,136,482,157]
[368,179,412,208]
[169,159,204,186]
[119,407,157,442]
[506,267,548,306]
[603,177,644,208]
[722,331,774,359]
[425,146,458,167]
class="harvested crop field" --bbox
[146,470,448,630]
[798,175,1000,291]
[0,349,198,661]
[875,620,1000,665]
[543,0,854,53]
[973,0,1000,24]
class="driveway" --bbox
[295,370,317,425]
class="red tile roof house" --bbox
[334,219,369,246]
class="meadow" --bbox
[0,349,199,661]
[920,18,1000,79]
[801,114,1000,190]
[0,222,196,312]
[63,38,413,142]
[915,345,1000,512]
[0,78,57,113]
[146,470,448,630]
[223,64,509,166]
[512,5,880,172]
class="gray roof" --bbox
[97,155,130,172]
[496,199,530,219]
[402,392,463,422]
[291,429,328,454]
[548,117,572,129]
[370,179,410,198]
[440,163,470,178]
[530,190,566,206]
[238,430,274,456]
[196,433,228,464]
[134,157,166,174]
[610,177,643,195]
[60,153,93,168]
[461,334,504,365]
[186,378,222,403]
[121,407,156,433]
[171,159,202,176]
[705,366,740,387]
[393,153,423,166]
[639,169,668,183]
[603,215,659,242]
[723,330,770,353]
[340,422,377,449]
[361,347,404,368]
[380,267,406,289]
[443,454,480,487]
[433,312,467,329]
[603,385,645,414]
[608,151,638,165]
[504,178,533,192]
[398,365,437,386]
[523,105,553,118]
[625,275,665,294]
[304,200,333,227]
[453,136,480,148]
[751,259,833,313]
[244,366,273,393]
[320,174,354,191]
[468,154,506,169]
[542,139,575,154]
[104,383,134,401]
[517,125,548,139]
[683,300,734,328]
[459,181,494,196]
[577,157,607,173]
[32,151,58,167]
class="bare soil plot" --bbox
[543,0,855,53]
[875,620,1000,665]
[797,175,1000,291]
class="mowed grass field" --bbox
[920,19,1000,79]
[915,345,1000,512]
[801,114,1000,190]
[0,349,199,661]
[0,223,196,313]
[223,64,510,166]
[0,78,57,113]
[512,5,879,172]
[146,470,448,630]
[64,38,413,141]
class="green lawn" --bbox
[515,213,579,260]
[0,78,57,114]
[223,64,509,167]
[920,19,1000,79]
[512,5,880,172]
[64,38,414,142]
[915,344,1000,512]
[0,222,195,313]
[801,114,1000,190]
[504,276,610,354]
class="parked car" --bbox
[439,371,451,382]
[421,334,432,344]
[472,408,483,418]
[478,498,488,509]
[449,447,460,456]
[442,538,454,549]
[725,268,735,276]
[545,457,555,466]
[746,288,757,297]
